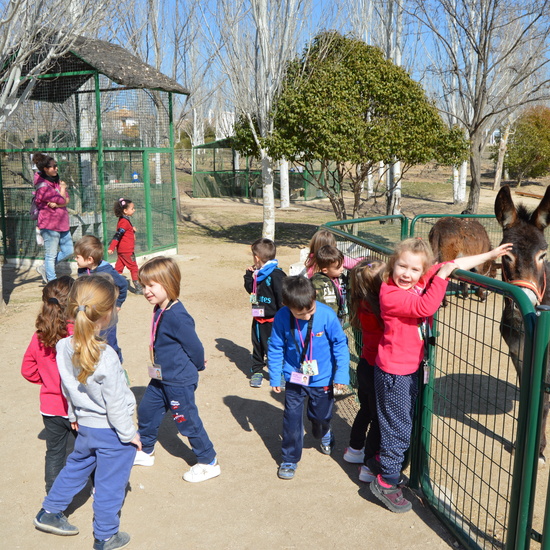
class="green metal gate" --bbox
[324,216,550,550]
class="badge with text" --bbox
[147,363,163,380]
[251,305,265,317]
[290,371,310,386]
[301,359,318,376]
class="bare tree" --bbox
[207,0,314,239]
[410,0,550,213]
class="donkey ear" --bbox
[531,185,550,230]
[495,185,518,228]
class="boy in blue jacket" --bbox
[74,235,128,362]
[269,276,350,480]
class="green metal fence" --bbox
[323,218,550,550]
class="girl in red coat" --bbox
[108,197,143,294]
[21,276,75,494]
[370,237,512,513]
[343,259,385,481]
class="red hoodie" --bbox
[357,302,384,366]
[21,323,74,416]
[376,264,448,375]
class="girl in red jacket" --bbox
[108,197,143,295]
[21,276,75,494]
[370,237,512,513]
[343,259,385,481]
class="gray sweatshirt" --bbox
[56,337,137,443]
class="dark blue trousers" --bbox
[348,358,380,461]
[138,379,216,464]
[42,415,76,494]
[281,383,334,463]
[374,366,419,485]
[42,426,136,539]
[101,325,122,363]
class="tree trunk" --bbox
[279,158,290,208]
[386,161,401,215]
[493,125,510,190]
[261,152,276,240]
[465,133,483,213]
[453,161,467,203]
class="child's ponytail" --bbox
[68,275,118,384]
[349,259,385,329]
[36,276,74,348]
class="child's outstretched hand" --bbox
[436,261,458,280]
[490,242,513,259]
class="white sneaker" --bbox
[36,264,48,284]
[183,461,221,483]
[343,447,365,464]
[133,450,155,466]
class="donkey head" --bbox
[495,185,550,307]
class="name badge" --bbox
[147,363,162,380]
[290,371,310,386]
[301,359,318,376]
[251,305,265,317]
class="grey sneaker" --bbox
[36,264,48,283]
[370,475,412,513]
[132,281,144,295]
[320,434,335,455]
[93,531,131,550]
[278,462,297,480]
[34,508,79,536]
[250,373,263,388]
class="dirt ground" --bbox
[1,182,546,550]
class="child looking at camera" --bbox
[33,275,140,550]
[310,245,348,322]
[108,197,142,295]
[268,276,350,480]
[133,256,220,483]
[370,238,512,514]
[243,237,286,388]
[74,235,128,363]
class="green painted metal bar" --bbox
[2,147,97,154]
[513,305,549,549]
[19,70,96,80]
[168,93,178,251]
[142,153,153,251]
[94,73,108,251]
[322,224,394,257]
[409,213,496,236]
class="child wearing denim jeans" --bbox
[268,276,350,480]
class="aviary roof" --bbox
[18,35,188,103]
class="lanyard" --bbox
[252,270,258,295]
[150,300,174,361]
[290,314,314,364]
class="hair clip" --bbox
[77,305,86,312]
[47,297,59,305]
[119,197,126,205]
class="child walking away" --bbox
[33,275,141,550]
[370,238,512,513]
[134,256,220,483]
[310,245,348,322]
[21,276,76,494]
[343,260,385,483]
[108,198,143,295]
[243,238,286,388]
[304,228,359,278]
[75,235,128,363]
[268,276,350,480]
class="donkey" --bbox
[429,217,496,303]
[495,185,550,464]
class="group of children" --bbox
[243,229,512,512]
[23,250,218,548]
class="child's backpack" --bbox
[29,182,47,220]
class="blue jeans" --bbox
[40,229,73,281]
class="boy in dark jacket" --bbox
[310,245,348,323]
[74,235,128,362]
[243,238,286,388]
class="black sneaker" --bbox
[370,475,412,513]
[93,531,131,550]
[34,508,79,536]
[133,281,144,295]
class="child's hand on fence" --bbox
[437,261,458,280]
[108,250,114,255]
